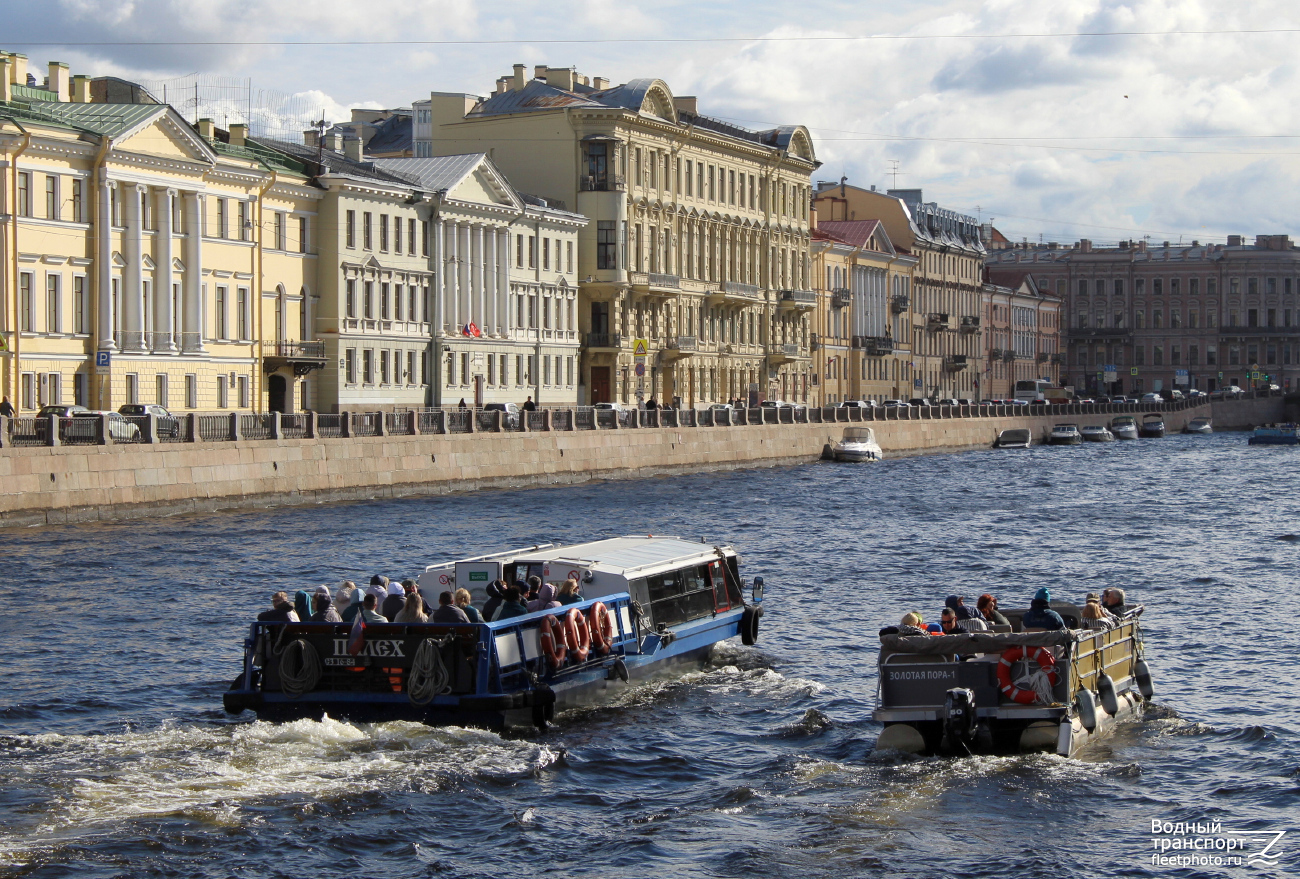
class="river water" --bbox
[0,432,1296,878]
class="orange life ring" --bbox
[996,645,1059,705]
[539,613,567,668]
[588,602,616,655]
[564,607,591,663]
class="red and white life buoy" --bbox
[563,607,591,663]
[539,613,567,668]
[996,645,1059,705]
[588,601,616,655]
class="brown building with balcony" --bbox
[980,278,1062,400]
[987,236,1300,394]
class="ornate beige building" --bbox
[416,64,819,406]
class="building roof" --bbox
[817,219,886,250]
[364,113,412,155]
[371,153,487,192]
[24,99,163,137]
[255,136,414,187]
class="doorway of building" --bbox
[473,374,485,407]
[591,366,611,403]
[268,374,287,412]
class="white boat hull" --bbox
[1111,426,1139,440]
[833,442,882,462]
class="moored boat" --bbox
[1080,424,1115,442]
[1182,417,1212,435]
[874,605,1151,757]
[994,428,1031,449]
[1049,423,1082,445]
[223,536,765,730]
[832,426,883,462]
[1139,413,1166,438]
[1248,423,1300,445]
[1110,415,1139,440]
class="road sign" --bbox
[634,362,645,377]
[632,338,649,357]
[1130,367,1138,376]
[1104,371,1118,382]
[95,350,112,375]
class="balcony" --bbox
[777,289,817,310]
[891,294,910,314]
[852,335,895,356]
[959,315,980,334]
[629,271,680,297]
[768,343,806,363]
[1218,325,1300,337]
[927,312,950,331]
[1067,327,1133,340]
[1050,353,1063,364]
[264,339,327,375]
[579,175,626,192]
[1002,350,1017,363]
[708,280,765,307]
[989,348,1003,359]
[585,332,623,350]
[943,354,969,372]
[1037,352,1049,363]
[831,287,851,308]
[663,335,698,359]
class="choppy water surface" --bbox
[1,433,1297,878]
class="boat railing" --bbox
[486,594,640,689]
[1065,609,1143,696]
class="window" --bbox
[19,273,33,332]
[215,198,227,238]
[364,281,374,319]
[71,178,83,223]
[379,349,389,384]
[1268,308,1277,327]
[1207,345,1217,365]
[217,375,228,408]
[567,356,574,386]
[380,215,389,252]
[45,274,60,333]
[73,277,87,334]
[708,165,716,201]
[515,354,523,385]
[16,171,32,217]
[45,175,58,220]
[363,349,374,384]
[529,236,536,268]
[345,348,356,384]
[460,352,469,384]
[597,221,618,269]
[421,220,428,256]
[422,351,430,385]
[566,240,573,274]
[214,286,228,339]
[1189,309,1199,329]
[238,375,249,408]
[543,355,551,386]
[74,372,87,407]
[1248,308,1258,327]
[274,212,285,250]
[156,374,168,407]
[1171,345,1181,365]
[344,279,356,318]
[185,374,197,409]
[446,351,456,386]
[299,216,309,253]
[394,215,402,253]
[346,210,356,248]
[407,351,416,385]
[363,212,373,250]
[238,200,249,241]
[1171,309,1181,329]
[685,160,693,196]
[1135,346,1145,366]
[236,287,248,340]
[394,284,404,321]
[543,237,550,271]
[1229,346,1240,366]
[516,234,524,268]
[1135,310,1145,329]
[380,283,390,320]
[1249,278,1258,296]
[126,373,139,405]
[1189,345,1199,366]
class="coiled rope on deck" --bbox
[279,639,322,697]
[407,637,453,706]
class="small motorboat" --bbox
[833,426,883,462]
[1140,413,1166,438]
[1081,424,1115,442]
[1248,423,1300,445]
[1049,423,1082,445]
[1110,415,1139,440]
[1183,417,1212,435]
[994,428,1031,449]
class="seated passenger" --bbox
[977,593,1010,626]
[896,612,929,636]
[945,595,980,621]
[404,579,432,616]
[525,576,543,603]
[1084,592,1118,621]
[336,581,359,621]
[526,582,562,612]
[556,578,583,605]
[432,590,471,623]
[454,588,483,623]
[482,580,506,622]
[381,583,406,621]
[394,592,428,623]
[310,593,343,623]
[358,592,387,623]
[293,590,314,622]
[1020,588,1066,630]
[1080,599,1112,628]
[257,591,300,622]
[1102,588,1129,617]
[940,607,988,634]
[495,587,530,621]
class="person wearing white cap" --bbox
[381,581,406,621]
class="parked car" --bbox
[956,398,975,405]
[907,397,932,407]
[592,402,627,411]
[118,403,182,437]
[481,402,521,428]
[1139,392,1164,405]
[881,399,911,408]
[33,404,90,441]
[1160,389,1185,402]
[1224,385,1245,396]
[67,411,141,442]
[1261,383,1280,392]
[1186,389,1207,399]
[838,400,876,409]
[934,398,960,407]
[709,403,734,411]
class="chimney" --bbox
[512,63,526,91]
[1079,239,1092,253]
[229,123,247,147]
[9,53,26,87]
[197,118,215,139]
[47,61,69,101]
[1227,234,1242,247]
[303,129,319,148]
[343,134,363,162]
[495,77,509,95]
[0,56,11,103]
[672,96,698,115]
[534,65,547,80]
[326,131,344,153]
[545,66,576,91]
[72,74,91,103]
[593,76,610,90]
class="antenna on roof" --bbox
[887,159,901,190]
[314,115,328,166]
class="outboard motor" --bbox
[942,687,978,753]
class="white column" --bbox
[486,227,498,337]
[154,187,177,352]
[447,221,459,332]
[458,223,471,332]
[498,228,510,336]
[123,184,145,351]
[473,224,485,334]
[98,179,117,351]
[183,192,204,352]
[434,217,446,334]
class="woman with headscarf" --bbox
[293,590,313,623]
[526,581,562,613]
[310,588,343,622]
[482,580,506,622]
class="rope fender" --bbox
[407,636,453,706]
[279,639,322,698]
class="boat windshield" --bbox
[843,427,875,441]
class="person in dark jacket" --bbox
[525,575,542,603]
[293,590,314,622]
[945,595,979,621]
[257,591,299,622]
[381,583,406,621]
[310,593,342,623]
[432,591,471,623]
[482,580,506,622]
[454,588,482,623]
[1020,588,1066,630]
[522,396,536,412]
[495,586,529,621]
[1101,588,1129,617]
[977,593,1010,626]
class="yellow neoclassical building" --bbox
[415,64,819,407]
[0,52,319,415]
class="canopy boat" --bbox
[1140,413,1166,438]
[994,428,1032,449]
[1110,415,1139,440]
[224,536,765,730]
[1182,417,1212,435]
[1248,423,1300,445]
[832,426,883,462]
[874,605,1151,757]
[1080,424,1115,442]
[1049,423,1082,445]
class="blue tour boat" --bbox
[1248,423,1300,445]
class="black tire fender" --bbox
[741,605,760,646]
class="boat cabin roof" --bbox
[510,536,735,577]
[842,427,876,441]
[1053,423,1078,429]
[1143,413,1164,419]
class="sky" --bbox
[6,0,1300,246]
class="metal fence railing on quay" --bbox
[575,408,595,430]
[118,415,149,443]
[316,414,344,438]
[527,411,546,431]
[386,412,412,435]
[354,413,381,437]
[155,416,187,442]
[59,416,101,445]
[551,409,573,431]
[418,410,445,435]
[241,413,274,441]
[596,410,618,429]
[281,414,309,439]
[446,410,472,434]
[475,410,499,432]
[198,414,233,442]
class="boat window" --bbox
[647,567,716,628]
[709,561,731,612]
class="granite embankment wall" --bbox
[0,403,1216,528]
